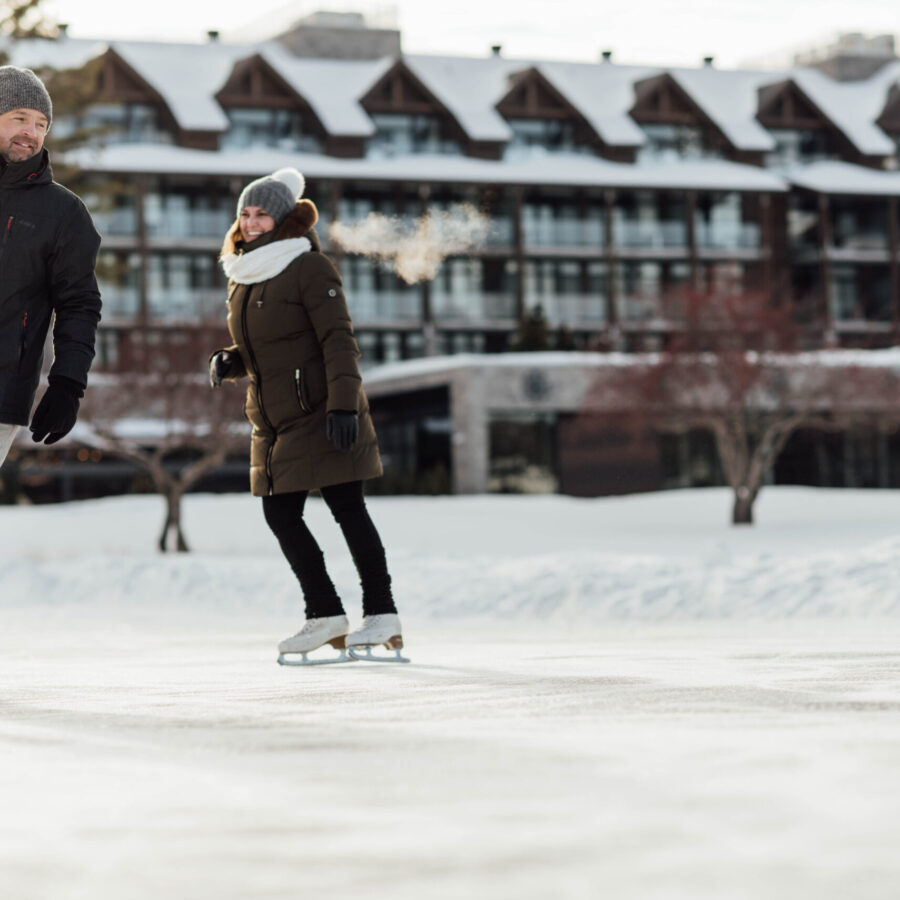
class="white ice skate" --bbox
[277,615,353,666]
[346,614,409,663]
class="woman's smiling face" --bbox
[239,206,276,243]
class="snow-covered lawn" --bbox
[1,488,899,899]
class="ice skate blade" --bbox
[347,643,410,664]
[277,647,355,666]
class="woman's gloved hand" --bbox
[326,410,358,453]
[209,350,239,388]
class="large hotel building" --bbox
[4,20,900,497]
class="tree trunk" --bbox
[731,488,755,525]
[159,488,189,553]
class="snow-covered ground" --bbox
[1,487,899,899]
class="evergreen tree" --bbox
[510,304,551,351]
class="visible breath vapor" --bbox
[328,204,490,284]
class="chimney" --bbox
[601,50,613,63]
[703,55,714,67]
[208,30,220,42]
[491,44,502,57]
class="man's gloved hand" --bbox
[326,410,358,453]
[209,350,238,388]
[30,375,84,445]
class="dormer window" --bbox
[221,107,322,152]
[765,128,837,166]
[368,113,460,156]
[505,117,591,157]
[637,123,718,163]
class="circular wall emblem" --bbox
[522,369,550,400]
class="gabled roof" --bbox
[258,42,391,137]
[666,67,778,152]
[5,34,900,165]
[539,61,655,147]
[402,55,516,142]
[110,40,250,132]
[789,66,900,157]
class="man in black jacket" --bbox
[0,65,101,466]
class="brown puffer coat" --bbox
[215,201,382,497]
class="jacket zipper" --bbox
[240,285,276,495]
[294,368,310,412]
[1,216,12,254]
[18,313,27,369]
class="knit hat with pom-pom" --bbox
[236,167,305,226]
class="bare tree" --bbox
[587,290,900,524]
[76,372,248,552]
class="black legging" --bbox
[262,480,396,620]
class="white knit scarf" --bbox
[221,237,311,285]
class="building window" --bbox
[489,412,559,494]
[637,123,718,163]
[505,118,591,157]
[695,192,760,250]
[525,260,607,325]
[613,191,688,249]
[765,128,837,166]
[55,102,171,144]
[368,113,460,156]
[830,264,892,322]
[147,253,224,321]
[222,107,321,152]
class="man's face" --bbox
[0,108,49,164]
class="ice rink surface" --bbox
[1,488,900,898]
[1,616,899,900]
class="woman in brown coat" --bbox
[210,167,405,665]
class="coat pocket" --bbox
[294,367,311,413]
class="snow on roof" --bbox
[8,35,900,167]
[364,347,900,387]
[538,60,655,148]
[782,160,900,196]
[791,67,897,157]
[258,42,391,137]
[110,40,251,133]
[667,66,779,152]
[403,54,515,143]
[6,35,109,72]
[67,142,787,192]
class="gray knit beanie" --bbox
[0,65,52,123]
[236,167,305,225]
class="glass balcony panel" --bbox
[147,289,226,321]
[695,222,760,250]
[347,291,421,321]
[92,208,139,238]
[614,220,687,249]
[96,285,140,318]
[539,294,607,325]
[432,292,517,321]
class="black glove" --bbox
[209,350,238,388]
[30,375,84,445]
[326,410,358,453]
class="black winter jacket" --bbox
[0,149,102,425]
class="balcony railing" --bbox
[93,209,139,238]
[146,210,235,240]
[695,222,761,250]
[523,217,604,247]
[148,289,226,322]
[347,292,421,322]
[431,292,517,321]
[529,293,607,325]
[613,220,687,249]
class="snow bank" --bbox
[2,487,898,621]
